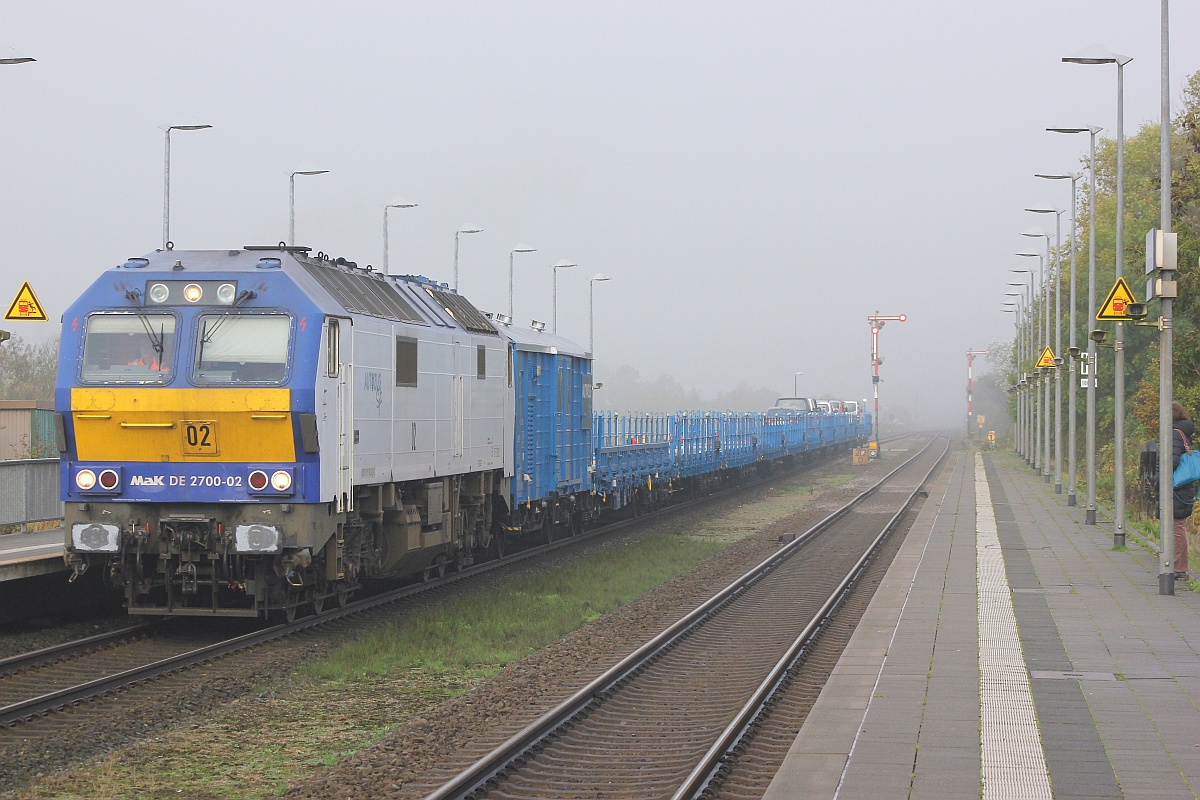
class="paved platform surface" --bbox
[0,528,65,580]
[763,449,1200,799]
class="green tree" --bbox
[0,334,58,402]
[1057,70,1200,510]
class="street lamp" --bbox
[1011,270,1035,466]
[1027,212,1065,495]
[1049,125,1102,524]
[0,57,35,65]
[589,273,611,354]
[1036,173,1083,506]
[1017,252,1046,477]
[1005,294,1023,457]
[1002,306,1019,451]
[1156,5,1175,596]
[381,200,418,276]
[1021,235,1052,485]
[1064,46,1131,547]
[161,124,212,250]
[453,225,483,291]
[508,245,537,320]
[289,169,329,246]
[551,260,576,335]
[1008,283,1032,461]
[794,372,804,397]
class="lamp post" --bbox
[1157,4,1174,595]
[1064,46,1131,545]
[551,260,576,335]
[161,124,212,250]
[381,200,418,276]
[453,225,483,292]
[1010,274,1034,462]
[289,169,329,246]
[1026,216,1064,494]
[1002,305,1020,450]
[1036,173,1083,505]
[588,273,610,354]
[1004,297,1021,451]
[508,244,537,319]
[1017,251,1046,478]
[1005,293,1026,452]
[1049,126,1102,524]
[794,371,804,397]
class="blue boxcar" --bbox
[501,325,592,514]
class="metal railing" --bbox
[0,458,62,528]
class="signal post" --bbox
[868,313,906,457]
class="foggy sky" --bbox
[1,1,1196,426]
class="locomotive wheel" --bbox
[312,592,325,614]
[336,585,351,608]
[493,531,507,559]
[544,520,556,545]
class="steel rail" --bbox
[422,434,941,800]
[671,434,950,799]
[0,622,160,677]
[0,437,898,728]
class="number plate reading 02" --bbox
[182,420,218,456]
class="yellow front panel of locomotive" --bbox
[71,388,296,463]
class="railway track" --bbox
[1,441,878,731]
[411,434,948,800]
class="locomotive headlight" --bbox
[148,283,170,304]
[271,470,292,491]
[75,469,97,491]
[217,283,236,304]
[183,283,203,303]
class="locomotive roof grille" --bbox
[425,288,498,336]
[296,255,426,325]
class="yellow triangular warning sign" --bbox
[1036,346,1056,369]
[4,281,47,321]
[1097,277,1137,321]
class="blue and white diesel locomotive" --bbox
[57,245,868,618]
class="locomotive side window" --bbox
[326,320,340,378]
[396,336,418,387]
[477,345,486,380]
[194,313,291,384]
[80,313,176,383]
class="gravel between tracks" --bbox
[4,443,918,799]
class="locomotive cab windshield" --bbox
[81,313,176,382]
[194,313,292,384]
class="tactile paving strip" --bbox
[976,453,1052,799]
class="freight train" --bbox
[56,246,869,619]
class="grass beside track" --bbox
[17,470,857,800]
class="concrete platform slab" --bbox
[760,449,1200,799]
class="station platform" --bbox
[763,449,1200,799]
[0,528,66,581]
